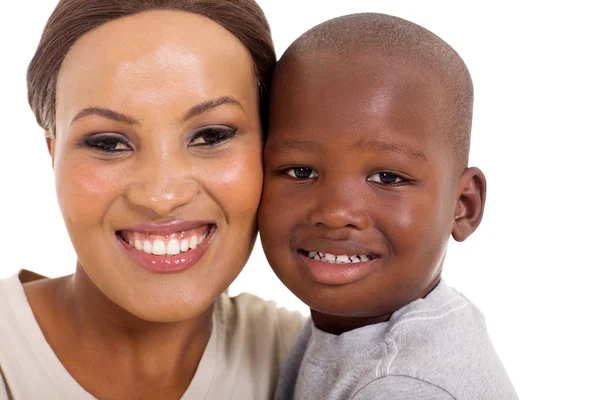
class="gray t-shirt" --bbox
[276,280,519,400]
[0,271,305,400]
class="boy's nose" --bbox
[307,181,371,230]
[124,157,199,217]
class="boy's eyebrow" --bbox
[267,139,324,153]
[353,139,427,161]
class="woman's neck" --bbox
[25,263,213,398]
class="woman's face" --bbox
[51,11,263,322]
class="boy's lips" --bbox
[293,240,382,285]
[299,249,377,264]
[296,250,380,286]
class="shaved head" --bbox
[274,13,473,170]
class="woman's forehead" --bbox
[55,10,257,128]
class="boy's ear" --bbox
[45,131,55,168]
[452,167,486,242]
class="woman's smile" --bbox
[117,221,216,273]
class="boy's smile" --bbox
[259,54,470,326]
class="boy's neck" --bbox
[310,310,394,335]
[310,277,443,335]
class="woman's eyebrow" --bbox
[71,107,140,126]
[70,97,243,127]
[182,96,243,121]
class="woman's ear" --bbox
[452,167,487,242]
[45,131,55,168]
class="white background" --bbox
[1,1,599,398]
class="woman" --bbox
[0,1,304,399]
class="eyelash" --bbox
[281,167,319,179]
[367,172,406,186]
[280,167,408,186]
[80,125,238,155]
[189,126,238,147]
[82,134,131,153]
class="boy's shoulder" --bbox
[277,281,518,400]
[381,281,516,398]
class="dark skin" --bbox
[259,54,486,335]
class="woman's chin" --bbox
[117,286,218,324]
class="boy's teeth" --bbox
[143,240,152,253]
[305,251,372,263]
[336,255,350,264]
[190,236,198,249]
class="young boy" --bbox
[259,13,519,400]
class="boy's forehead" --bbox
[271,53,446,136]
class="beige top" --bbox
[0,271,305,400]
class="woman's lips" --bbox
[120,226,210,256]
[116,223,216,273]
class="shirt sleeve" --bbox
[352,375,456,400]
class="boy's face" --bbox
[260,55,463,318]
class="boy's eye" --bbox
[189,126,238,147]
[367,172,404,185]
[82,134,131,153]
[284,167,318,179]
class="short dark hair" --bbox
[28,0,275,137]
[276,13,473,169]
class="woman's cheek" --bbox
[55,155,125,227]
[204,148,263,217]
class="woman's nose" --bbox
[307,179,371,230]
[124,155,199,217]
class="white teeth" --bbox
[125,228,210,256]
[306,251,372,263]
[198,231,208,244]
[152,240,167,255]
[143,240,152,254]
[180,239,189,252]
[166,239,180,255]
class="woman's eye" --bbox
[189,126,238,147]
[284,167,318,179]
[368,172,404,185]
[83,135,131,153]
